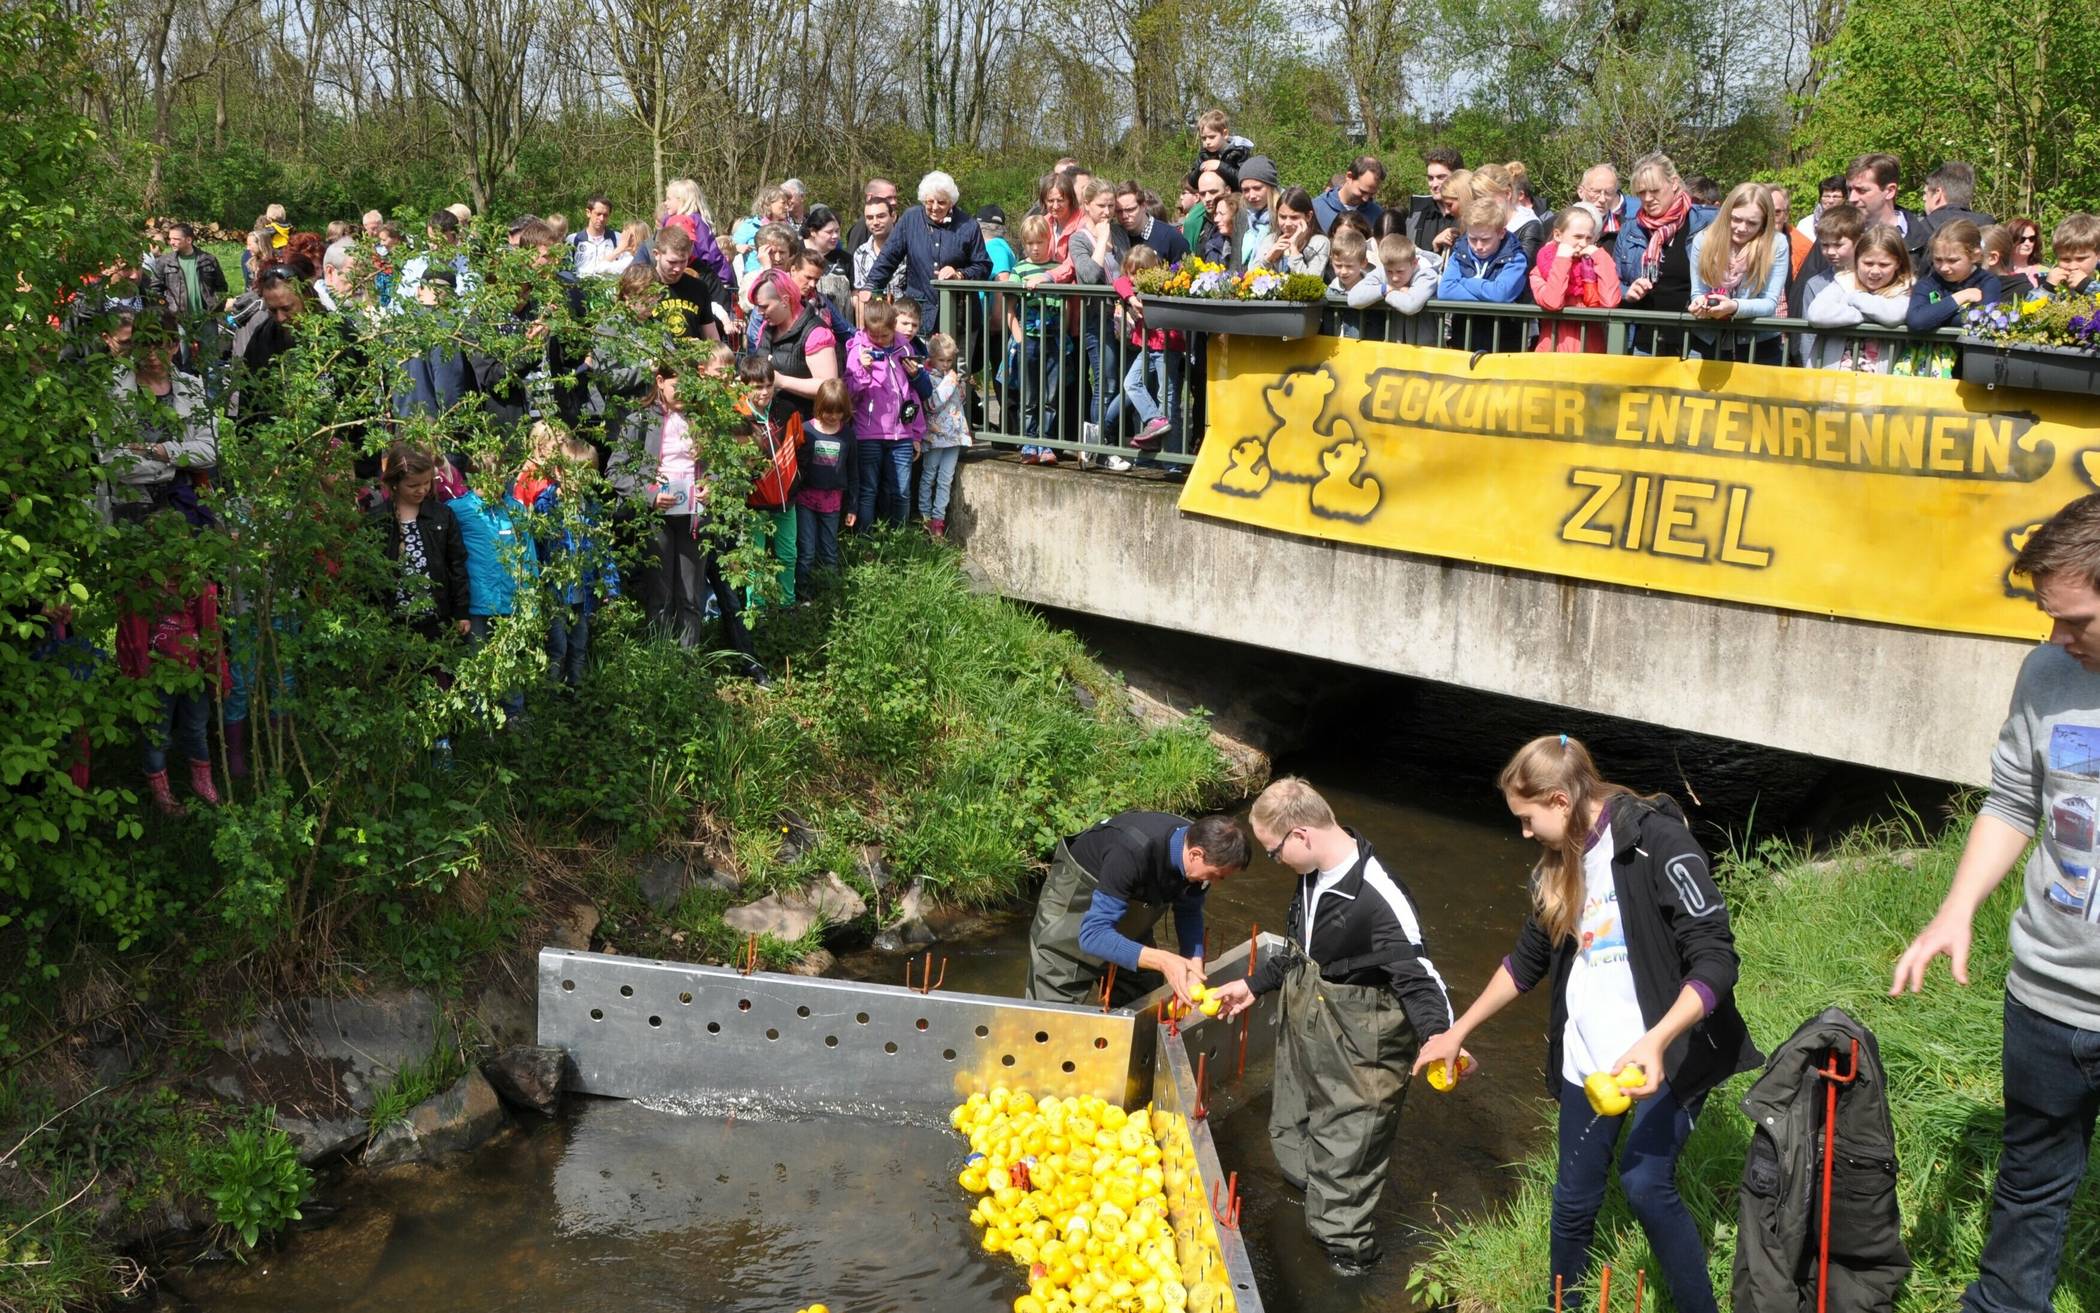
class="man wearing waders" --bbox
[1025,811,1249,1008]
[1892,493,2100,1313]
[1212,777,1454,1276]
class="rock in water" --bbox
[364,1069,505,1167]
[481,1045,567,1116]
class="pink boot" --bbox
[144,769,184,817]
[187,759,221,807]
[225,719,248,779]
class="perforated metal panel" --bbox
[538,948,1144,1110]
[1153,1014,1266,1313]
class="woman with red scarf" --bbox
[1611,153,1715,357]
[1530,205,1624,353]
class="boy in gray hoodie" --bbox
[1893,492,2100,1313]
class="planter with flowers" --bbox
[1959,292,2100,393]
[1130,259,1330,339]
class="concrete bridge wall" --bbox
[952,458,2033,787]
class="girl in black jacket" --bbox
[1414,734,1760,1313]
[370,443,470,640]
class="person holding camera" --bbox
[1685,182,1790,364]
[843,299,921,530]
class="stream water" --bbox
[164,622,1956,1313]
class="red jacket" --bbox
[1529,244,1623,353]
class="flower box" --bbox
[1958,336,2100,394]
[1138,295,1326,340]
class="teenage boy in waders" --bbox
[1025,811,1249,1008]
[1212,777,1455,1276]
[1892,492,2100,1313]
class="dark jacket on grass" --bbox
[1733,1007,1910,1313]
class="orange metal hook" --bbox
[1210,1170,1242,1228]
[905,952,947,994]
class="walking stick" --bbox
[1814,1040,1862,1313]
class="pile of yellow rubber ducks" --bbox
[950,1087,1207,1313]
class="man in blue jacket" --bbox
[1026,811,1248,1008]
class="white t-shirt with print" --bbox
[1560,825,1645,1085]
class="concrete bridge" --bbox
[952,458,2032,788]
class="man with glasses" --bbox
[1026,810,1249,1009]
[1116,181,1189,261]
[1211,777,1455,1277]
[1576,164,1639,241]
[1231,155,1282,274]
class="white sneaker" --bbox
[1101,455,1133,471]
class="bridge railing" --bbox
[932,280,1965,471]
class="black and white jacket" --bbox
[1245,829,1455,1042]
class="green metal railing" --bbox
[931,280,1965,471]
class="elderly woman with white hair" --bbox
[863,171,990,330]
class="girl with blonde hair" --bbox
[1414,734,1759,1313]
[1686,181,1788,361]
[658,178,735,286]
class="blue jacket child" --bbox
[1439,228,1530,351]
[530,484,619,615]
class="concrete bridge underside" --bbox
[953,458,2030,787]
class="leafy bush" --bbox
[192,1110,313,1251]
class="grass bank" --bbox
[0,533,1235,1309]
[1408,820,2100,1313]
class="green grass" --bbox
[365,1037,469,1138]
[205,240,246,296]
[515,534,1233,963]
[1412,818,2100,1313]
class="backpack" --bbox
[743,402,802,510]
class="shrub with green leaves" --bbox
[192,1110,313,1251]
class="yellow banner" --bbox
[1176,336,2100,640]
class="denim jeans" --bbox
[795,503,841,596]
[1552,1079,1717,1313]
[751,506,797,607]
[1961,994,2100,1313]
[852,440,913,529]
[225,613,295,724]
[144,689,210,773]
[1104,349,1185,440]
[545,603,591,686]
[917,445,962,523]
[1014,328,1062,456]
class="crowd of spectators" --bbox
[79,119,2100,808]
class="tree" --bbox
[1797,0,2100,218]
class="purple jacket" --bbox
[843,330,917,442]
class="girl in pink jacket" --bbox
[1529,206,1623,353]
